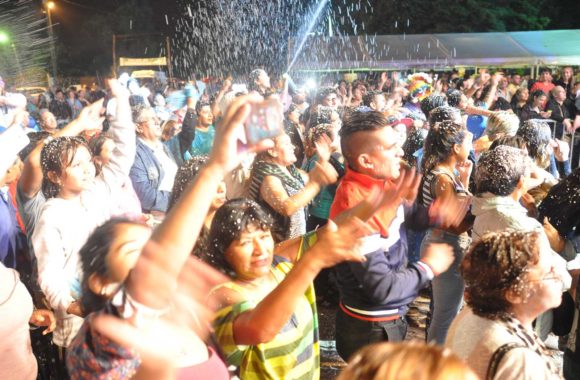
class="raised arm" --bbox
[126,94,273,308]
[260,139,338,216]
[97,79,136,190]
[19,100,105,198]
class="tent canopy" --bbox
[289,30,580,72]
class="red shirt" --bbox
[530,81,555,96]
[330,167,394,237]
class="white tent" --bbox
[289,30,580,72]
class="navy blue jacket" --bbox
[336,204,433,317]
[129,139,174,213]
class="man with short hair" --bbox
[330,110,454,360]
[363,90,387,112]
[507,73,523,99]
[531,68,556,94]
[129,105,177,215]
[184,101,215,160]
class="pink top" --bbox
[176,347,230,380]
[0,263,37,380]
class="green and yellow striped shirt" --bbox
[212,237,320,379]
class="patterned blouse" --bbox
[249,160,306,242]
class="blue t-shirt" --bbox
[184,125,215,160]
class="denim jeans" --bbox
[421,229,471,345]
[335,307,408,361]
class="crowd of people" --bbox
[0,64,579,380]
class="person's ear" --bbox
[505,287,524,305]
[46,170,61,185]
[267,148,278,158]
[517,176,526,191]
[357,153,373,170]
[453,142,463,156]
[88,273,107,296]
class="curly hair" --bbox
[462,230,540,319]
[40,136,92,199]
[420,94,447,118]
[475,145,531,196]
[516,119,552,168]
[421,121,466,174]
[207,198,273,277]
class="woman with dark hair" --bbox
[31,80,134,354]
[66,93,275,380]
[510,87,529,118]
[446,230,564,380]
[538,168,580,379]
[207,198,367,379]
[520,90,551,122]
[419,120,473,344]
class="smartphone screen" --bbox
[244,99,283,144]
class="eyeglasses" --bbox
[529,267,560,283]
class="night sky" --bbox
[26,0,580,77]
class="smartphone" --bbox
[244,99,283,145]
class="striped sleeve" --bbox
[213,300,255,366]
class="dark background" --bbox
[25,0,580,77]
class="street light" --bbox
[0,32,9,44]
[44,0,57,84]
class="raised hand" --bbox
[309,161,338,188]
[209,94,274,174]
[77,98,105,132]
[309,218,372,269]
[456,160,473,186]
[429,191,470,229]
[29,309,57,335]
[420,242,454,276]
[315,133,333,163]
[108,78,130,100]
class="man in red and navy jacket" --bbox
[330,110,453,361]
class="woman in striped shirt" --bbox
[419,120,474,345]
[207,198,366,380]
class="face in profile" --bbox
[361,126,404,180]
